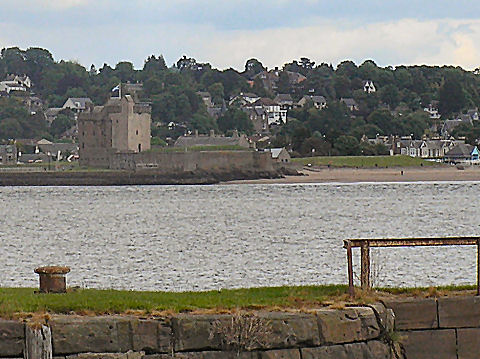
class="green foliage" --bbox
[334,135,361,155]
[50,114,75,138]
[217,108,253,134]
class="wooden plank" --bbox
[360,242,370,290]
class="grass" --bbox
[0,285,347,316]
[292,155,440,168]
[0,284,476,317]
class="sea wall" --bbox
[0,305,399,359]
[109,150,275,174]
[384,296,480,359]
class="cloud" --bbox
[2,15,480,72]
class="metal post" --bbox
[477,239,480,296]
[361,241,370,290]
[346,241,355,297]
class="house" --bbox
[363,80,376,93]
[423,101,441,120]
[78,93,151,168]
[266,148,290,163]
[229,93,260,106]
[444,144,479,163]
[174,130,250,148]
[467,108,479,121]
[296,95,327,109]
[24,96,44,115]
[340,98,359,112]
[0,74,31,94]
[45,108,64,124]
[274,94,294,110]
[251,98,287,126]
[62,98,93,113]
[441,119,464,137]
[197,91,213,108]
[37,142,79,160]
[0,144,17,165]
[242,107,268,133]
[252,69,307,92]
[394,138,464,158]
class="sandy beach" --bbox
[225,166,480,184]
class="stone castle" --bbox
[78,89,151,168]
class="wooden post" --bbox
[360,241,370,290]
[346,241,355,297]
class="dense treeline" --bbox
[1,47,480,154]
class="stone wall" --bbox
[384,296,480,359]
[109,151,275,174]
[0,305,398,359]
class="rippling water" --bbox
[1,182,479,291]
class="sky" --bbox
[1,0,480,71]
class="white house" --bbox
[253,98,287,126]
[363,80,376,93]
[0,74,31,93]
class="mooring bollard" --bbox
[34,266,70,293]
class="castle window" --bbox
[136,130,139,135]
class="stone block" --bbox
[366,341,391,359]
[457,328,480,359]
[50,316,133,355]
[384,298,438,330]
[260,349,300,359]
[171,314,230,352]
[131,319,171,353]
[399,329,456,359]
[368,303,395,333]
[256,312,320,349]
[314,307,380,345]
[438,296,480,328]
[144,352,256,359]
[0,319,24,356]
[66,352,144,359]
[301,343,367,359]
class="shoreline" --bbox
[224,166,480,184]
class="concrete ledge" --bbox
[399,329,456,359]
[438,296,480,328]
[384,298,438,330]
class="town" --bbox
[1,47,480,168]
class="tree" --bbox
[50,114,75,138]
[189,113,217,133]
[334,135,361,155]
[217,108,252,134]
[208,82,225,105]
[244,58,265,76]
[439,76,466,117]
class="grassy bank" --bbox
[0,284,476,316]
[0,286,347,315]
[292,155,440,168]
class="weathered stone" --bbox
[26,325,52,359]
[66,352,144,359]
[0,319,24,356]
[438,296,480,328]
[314,307,380,345]
[50,316,133,355]
[257,312,320,349]
[131,319,172,353]
[301,343,367,359]
[171,314,230,352]
[399,329,456,359]
[384,298,438,330]
[260,349,301,359]
[457,328,480,359]
[368,303,395,333]
[144,352,256,359]
[366,340,391,359]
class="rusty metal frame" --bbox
[343,236,480,297]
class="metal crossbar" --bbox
[343,236,480,297]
